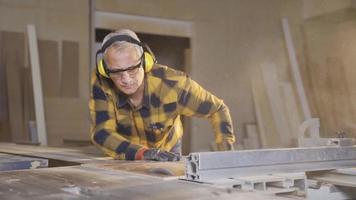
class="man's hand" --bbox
[227,142,235,151]
[143,148,180,161]
[216,141,235,151]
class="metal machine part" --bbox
[204,173,306,196]
[185,146,356,182]
[297,118,355,148]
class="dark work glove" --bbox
[143,148,180,161]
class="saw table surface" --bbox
[0,153,48,171]
[0,143,298,200]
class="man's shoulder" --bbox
[149,64,187,80]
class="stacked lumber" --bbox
[0,30,88,146]
[250,63,302,148]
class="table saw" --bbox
[0,141,355,200]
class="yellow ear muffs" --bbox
[143,52,154,73]
[97,60,110,78]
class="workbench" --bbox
[0,143,293,200]
[0,143,355,199]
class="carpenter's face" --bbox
[106,46,144,96]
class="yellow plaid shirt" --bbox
[89,64,235,160]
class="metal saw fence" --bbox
[185,146,356,182]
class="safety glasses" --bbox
[108,61,142,79]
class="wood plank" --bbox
[61,41,79,97]
[0,32,11,141]
[0,165,288,200]
[303,17,356,139]
[22,67,36,141]
[83,160,185,179]
[0,143,105,164]
[251,70,279,148]
[2,31,27,142]
[308,170,356,188]
[243,123,260,149]
[27,25,47,145]
[327,57,354,136]
[38,40,60,97]
[262,63,293,147]
[316,59,337,137]
[44,98,89,146]
[0,153,48,171]
[282,18,312,120]
[280,82,302,146]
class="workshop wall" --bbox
[0,0,90,145]
[96,0,307,151]
[97,0,356,151]
[1,0,355,151]
[303,9,356,138]
[302,0,352,19]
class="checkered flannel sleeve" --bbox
[178,77,236,148]
[89,74,147,160]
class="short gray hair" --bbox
[102,29,143,63]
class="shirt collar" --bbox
[116,77,150,109]
[116,89,128,108]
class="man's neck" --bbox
[128,82,144,108]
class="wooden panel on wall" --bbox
[243,123,260,149]
[251,63,302,148]
[280,82,302,146]
[0,32,11,141]
[326,57,355,134]
[251,73,280,148]
[304,58,355,137]
[45,98,90,146]
[2,31,28,142]
[38,40,60,97]
[61,41,79,97]
[262,63,293,147]
[304,14,356,138]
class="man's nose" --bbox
[120,71,131,82]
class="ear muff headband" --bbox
[96,34,157,78]
[101,35,142,51]
[97,59,109,78]
[143,52,154,73]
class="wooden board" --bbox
[2,31,27,142]
[262,63,293,147]
[44,98,90,146]
[22,67,36,141]
[83,160,185,179]
[0,143,105,164]
[308,170,356,188]
[280,82,302,146]
[0,165,289,200]
[251,70,279,148]
[251,63,302,148]
[61,41,79,97]
[303,18,356,138]
[0,153,48,171]
[243,123,260,149]
[38,40,60,97]
[27,25,48,145]
[0,32,11,141]
[0,143,183,179]
[327,57,354,135]
[0,143,296,199]
[0,143,184,179]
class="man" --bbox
[89,29,235,161]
